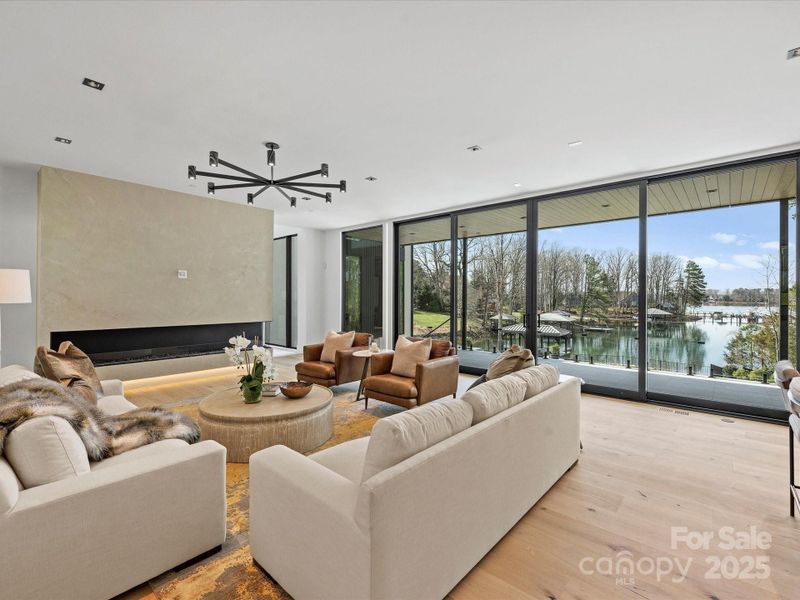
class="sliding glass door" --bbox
[342,226,384,343]
[645,160,795,418]
[397,217,452,341]
[392,153,799,419]
[455,203,528,371]
[537,185,641,396]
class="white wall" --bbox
[0,164,38,368]
[273,224,330,348]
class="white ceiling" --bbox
[1,1,800,231]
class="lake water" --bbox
[473,304,774,375]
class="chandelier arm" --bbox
[285,182,342,189]
[216,158,271,184]
[275,187,295,202]
[250,185,271,200]
[279,184,327,199]
[194,170,264,184]
[212,182,267,190]
[274,169,323,184]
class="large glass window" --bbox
[537,186,640,394]
[343,226,383,343]
[397,217,452,342]
[646,161,795,417]
[456,204,528,370]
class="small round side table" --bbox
[352,349,391,404]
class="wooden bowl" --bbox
[280,381,313,399]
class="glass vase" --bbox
[241,381,263,404]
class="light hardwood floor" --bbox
[123,357,800,599]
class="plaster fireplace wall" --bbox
[37,167,274,379]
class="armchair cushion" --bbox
[430,340,453,359]
[4,416,91,488]
[296,360,336,380]
[361,398,473,482]
[364,374,418,399]
[391,336,432,379]
[321,330,355,363]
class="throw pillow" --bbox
[486,345,534,380]
[511,364,560,399]
[390,336,432,379]
[361,398,473,482]
[320,330,355,363]
[35,342,103,403]
[460,376,527,424]
[4,415,91,488]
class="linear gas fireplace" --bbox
[50,322,264,366]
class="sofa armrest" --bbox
[100,379,125,397]
[369,350,394,376]
[416,355,460,404]
[1,441,227,600]
[249,445,369,599]
[303,343,324,362]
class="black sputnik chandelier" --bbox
[188,142,345,207]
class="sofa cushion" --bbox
[296,360,337,380]
[4,415,91,488]
[788,379,800,417]
[34,342,104,402]
[361,398,473,482]
[391,336,432,379]
[96,394,138,416]
[364,374,418,399]
[460,375,527,424]
[511,364,560,399]
[321,330,355,363]
[0,365,39,389]
[0,457,20,514]
[90,438,189,471]
[309,436,370,483]
[486,345,534,380]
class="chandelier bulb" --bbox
[290,197,297,208]
[339,180,346,193]
[325,192,332,204]
[209,151,219,167]
[207,182,215,196]
[321,163,329,178]
[188,165,196,180]
[247,193,254,205]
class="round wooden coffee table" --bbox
[198,384,334,462]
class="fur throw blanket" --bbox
[0,378,200,460]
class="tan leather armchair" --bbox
[362,338,459,410]
[295,332,372,387]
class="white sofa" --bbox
[250,366,581,600]
[0,365,227,600]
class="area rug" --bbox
[142,388,403,600]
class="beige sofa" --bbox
[0,365,227,600]
[250,366,581,600]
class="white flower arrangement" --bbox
[224,333,276,385]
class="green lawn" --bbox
[413,311,450,329]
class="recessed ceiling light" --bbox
[466,145,482,152]
[82,77,105,90]
[787,47,800,60]
[600,203,610,208]
[513,183,522,187]
[706,188,718,193]
[54,136,72,144]
[365,176,377,181]
[568,140,583,147]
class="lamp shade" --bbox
[0,269,32,304]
